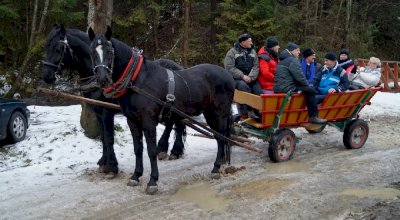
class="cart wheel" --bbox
[343,119,369,149]
[268,128,296,162]
[306,124,326,134]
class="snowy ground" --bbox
[0,91,399,220]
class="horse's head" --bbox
[88,26,114,88]
[42,24,73,84]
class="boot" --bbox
[309,116,327,124]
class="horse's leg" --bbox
[203,109,231,179]
[157,119,174,160]
[95,113,107,172]
[126,119,144,187]
[169,121,186,160]
[143,118,159,195]
[101,109,118,175]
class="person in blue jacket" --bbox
[313,52,350,104]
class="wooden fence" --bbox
[357,59,400,92]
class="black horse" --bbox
[42,25,187,177]
[88,27,235,194]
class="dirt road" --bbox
[1,115,400,220]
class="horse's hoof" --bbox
[104,172,116,179]
[168,154,179,160]
[146,185,158,195]
[127,179,140,187]
[98,165,105,173]
[158,152,168,160]
[211,173,221,179]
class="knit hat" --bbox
[287,42,299,52]
[265,37,279,48]
[324,52,337,61]
[238,33,251,43]
[302,48,315,58]
[340,49,349,56]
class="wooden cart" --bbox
[233,87,382,162]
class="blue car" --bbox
[0,98,30,144]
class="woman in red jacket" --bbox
[257,37,280,94]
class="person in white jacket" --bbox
[349,57,382,90]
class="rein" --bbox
[102,48,143,98]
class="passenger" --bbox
[349,57,382,90]
[338,49,357,75]
[313,52,350,104]
[301,48,322,85]
[257,37,280,94]
[224,33,262,119]
[274,43,327,125]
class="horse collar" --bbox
[103,48,143,98]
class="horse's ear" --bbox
[60,24,66,36]
[88,27,95,41]
[105,26,112,41]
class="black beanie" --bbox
[302,48,315,58]
[340,49,349,56]
[265,37,279,48]
[324,52,337,61]
[238,33,251,43]
[287,42,299,52]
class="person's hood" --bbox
[278,49,293,60]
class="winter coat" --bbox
[301,58,322,85]
[338,58,357,75]
[257,46,278,91]
[224,42,259,81]
[313,62,349,95]
[274,49,309,93]
[349,67,381,88]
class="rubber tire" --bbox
[343,119,369,149]
[268,128,296,162]
[7,111,27,144]
[306,124,326,134]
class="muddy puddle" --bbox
[265,160,311,174]
[338,187,400,200]
[170,182,229,212]
[233,178,293,199]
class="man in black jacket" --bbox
[274,43,326,125]
[224,33,262,119]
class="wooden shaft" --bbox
[37,87,121,110]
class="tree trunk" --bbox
[210,0,217,49]
[82,0,114,139]
[6,0,49,98]
[345,0,352,48]
[183,0,190,66]
[329,0,344,49]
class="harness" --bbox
[99,48,177,118]
[101,48,144,98]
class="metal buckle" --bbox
[166,94,175,102]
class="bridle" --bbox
[92,40,115,85]
[42,36,74,77]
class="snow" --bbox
[0,91,399,216]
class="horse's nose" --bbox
[97,77,109,88]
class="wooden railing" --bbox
[357,59,400,92]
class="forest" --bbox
[0,0,399,97]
